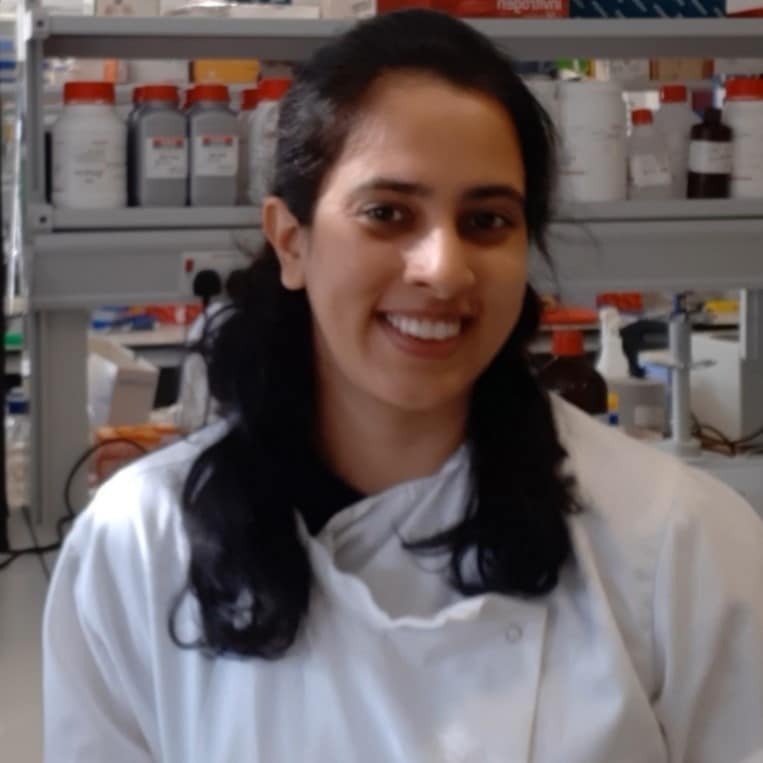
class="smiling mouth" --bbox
[382,313,465,342]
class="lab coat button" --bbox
[505,624,523,643]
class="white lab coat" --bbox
[43,398,763,762]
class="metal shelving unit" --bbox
[15,3,763,521]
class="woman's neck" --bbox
[315,381,468,496]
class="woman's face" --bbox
[267,71,529,416]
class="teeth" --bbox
[385,314,462,341]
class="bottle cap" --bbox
[725,78,763,101]
[141,84,180,103]
[552,330,585,357]
[63,81,115,104]
[258,78,291,101]
[240,87,260,111]
[660,84,688,103]
[186,84,230,105]
[631,108,653,126]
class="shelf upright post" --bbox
[20,0,90,523]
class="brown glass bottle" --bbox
[538,330,608,416]
[687,107,732,199]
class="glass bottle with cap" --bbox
[135,85,188,207]
[654,84,699,199]
[627,109,672,201]
[187,84,239,207]
[688,106,733,199]
[537,330,608,416]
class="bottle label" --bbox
[629,153,672,188]
[144,136,188,180]
[52,128,125,197]
[688,140,732,175]
[193,134,238,178]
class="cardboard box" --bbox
[726,0,763,15]
[570,0,723,16]
[650,58,714,81]
[192,59,260,84]
[88,336,159,428]
[377,0,568,16]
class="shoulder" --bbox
[62,420,231,594]
[551,397,763,691]
[551,395,759,542]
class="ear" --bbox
[262,196,307,291]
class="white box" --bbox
[691,332,763,442]
[320,0,375,18]
[128,59,189,84]
[88,335,159,428]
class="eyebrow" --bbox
[352,177,526,205]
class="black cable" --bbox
[63,437,148,518]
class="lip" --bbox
[377,313,466,360]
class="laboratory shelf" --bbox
[555,199,763,222]
[25,14,763,61]
[47,205,261,232]
[31,201,763,309]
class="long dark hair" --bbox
[171,9,578,659]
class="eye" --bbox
[360,204,409,225]
[463,211,513,232]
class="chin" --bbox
[373,379,471,414]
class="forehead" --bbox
[324,71,526,195]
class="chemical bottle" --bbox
[135,85,188,207]
[5,389,30,512]
[538,330,608,416]
[237,87,259,205]
[557,79,628,203]
[595,306,630,385]
[627,109,672,200]
[653,84,699,199]
[687,107,733,199]
[248,78,292,206]
[187,84,238,206]
[126,85,145,206]
[724,77,763,199]
[52,81,127,209]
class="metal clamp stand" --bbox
[651,295,715,461]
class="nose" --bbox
[403,225,476,299]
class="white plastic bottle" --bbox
[724,77,763,199]
[5,389,30,512]
[52,81,127,209]
[595,307,630,383]
[237,87,259,205]
[557,80,628,203]
[248,78,292,206]
[653,84,699,199]
[627,109,672,201]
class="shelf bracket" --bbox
[29,203,53,233]
[24,8,50,42]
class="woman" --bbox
[44,10,763,762]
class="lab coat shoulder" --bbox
[554,398,763,761]
[43,422,227,762]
